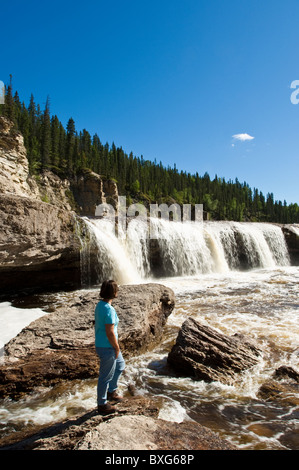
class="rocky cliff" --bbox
[0,117,119,297]
[0,193,83,297]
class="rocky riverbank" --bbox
[1,282,298,450]
[0,283,239,451]
[0,284,175,399]
[1,117,298,451]
[0,395,236,450]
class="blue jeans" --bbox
[96,347,125,405]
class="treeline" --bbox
[1,78,298,223]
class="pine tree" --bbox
[0,80,5,116]
[41,96,51,170]
[27,94,41,172]
[13,91,22,128]
[66,117,76,174]
[4,75,15,123]
[51,115,61,169]
[1,83,298,223]
[19,103,30,150]
[58,122,66,171]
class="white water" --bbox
[289,225,299,237]
[1,267,298,449]
[81,218,290,284]
[0,220,297,449]
[83,218,141,284]
[0,303,46,358]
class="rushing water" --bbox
[0,219,298,450]
[82,218,291,284]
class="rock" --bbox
[282,225,299,265]
[0,117,33,198]
[0,193,85,297]
[273,365,299,382]
[0,120,121,296]
[70,169,119,216]
[0,284,175,399]
[257,365,299,406]
[70,170,106,216]
[73,414,235,451]
[0,348,98,399]
[0,396,236,450]
[167,317,261,384]
[0,118,73,210]
[28,170,75,211]
[102,177,119,211]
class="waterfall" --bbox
[82,218,141,285]
[79,218,290,285]
[289,225,299,237]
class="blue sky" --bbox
[1,0,299,204]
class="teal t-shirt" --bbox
[95,300,119,348]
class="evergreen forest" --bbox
[1,78,298,223]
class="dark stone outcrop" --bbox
[0,284,175,399]
[282,225,299,265]
[167,317,261,384]
[258,365,299,406]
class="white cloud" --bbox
[232,133,255,141]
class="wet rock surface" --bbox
[167,317,261,384]
[257,365,299,406]
[282,225,299,265]
[0,396,236,450]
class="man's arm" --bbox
[105,324,120,358]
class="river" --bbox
[0,219,298,449]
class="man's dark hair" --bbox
[100,280,119,300]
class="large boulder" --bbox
[0,284,175,399]
[167,317,261,384]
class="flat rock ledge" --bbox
[167,317,261,384]
[0,396,236,450]
[0,284,175,399]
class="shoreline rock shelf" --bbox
[0,396,236,450]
